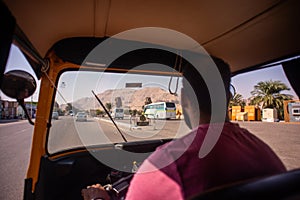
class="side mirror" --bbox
[1,70,37,125]
[1,70,36,99]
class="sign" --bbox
[125,83,142,88]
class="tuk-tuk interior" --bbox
[1,1,300,200]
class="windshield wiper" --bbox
[92,90,128,142]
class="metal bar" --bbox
[92,90,128,142]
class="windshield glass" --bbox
[48,70,189,154]
[166,102,176,108]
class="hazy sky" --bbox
[1,45,298,103]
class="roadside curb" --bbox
[0,119,20,124]
[94,117,159,133]
[0,119,30,126]
[94,117,131,128]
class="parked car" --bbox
[51,112,59,120]
[75,112,87,122]
[69,110,74,116]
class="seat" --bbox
[190,169,300,200]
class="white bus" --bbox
[112,108,124,119]
[144,102,176,119]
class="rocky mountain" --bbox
[71,87,180,111]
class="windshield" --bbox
[48,70,189,154]
[166,102,176,108]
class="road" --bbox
[237,121,300,170]
[0,119,299,199]
[0,116,189,199]
[48,116,190,154]
[0,120,33,200]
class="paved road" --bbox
[237,121,300,170]
[0,120,34,200]
[0,119,299,199]
[48,116,190,154]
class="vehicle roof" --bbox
[146,102,175,105]
[4,0,300,74]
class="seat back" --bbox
[190,169,300,200]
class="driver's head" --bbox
[181,55,231,128]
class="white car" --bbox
[52,112,59,120]
[75,112,87,122]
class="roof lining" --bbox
[201,0,283,46]
[102,0,111,37]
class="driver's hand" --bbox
[81,184,111,200]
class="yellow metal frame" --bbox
[26,50,182,192]
[26,52,82,191]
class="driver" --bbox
[82,56,286,200]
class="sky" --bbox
[0,45,298,103]
[231,65,298,100]
[1,45,41,102]
[55,70,180,105]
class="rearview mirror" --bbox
[1,70,36,99]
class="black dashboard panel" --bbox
[33,139,170,200]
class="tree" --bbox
[53,101,60,112]
[96,109,104,116]
[105,102,112,112]
[229,93,246,107]
[145,97,152,105]
[65,103,73,111]
[132,109,137,116]
[250,80,293,119]
[143,97,152,110]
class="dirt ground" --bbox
[236,121,300,170]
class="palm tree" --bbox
[142,97,153,110]
[250,80,293,119]
[229,93,246,107]
[144,97,152,105]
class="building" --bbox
[0,99,18,119]
[0,99,37,119]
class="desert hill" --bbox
[70,87,180,111]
